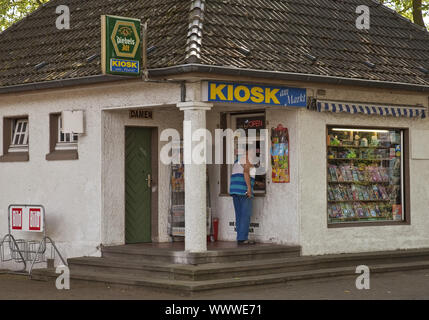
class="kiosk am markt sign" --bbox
[101,15,141,76]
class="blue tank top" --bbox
[230,161,256,196]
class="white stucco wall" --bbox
[205,81,429,255]
[296,85,429,256]
[298,110,429,256]
[1,76,428,268]
[0,89,103,269]
[101,107,183,245]
[0,80,182,269]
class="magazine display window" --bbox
[327,127,405,225]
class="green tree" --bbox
[0,0,49,32]
[380,0,428,28]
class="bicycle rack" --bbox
[0,204,68,276]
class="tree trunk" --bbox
[413,0,426,27]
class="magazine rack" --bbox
[168,141,214,241]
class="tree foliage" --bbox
[0,0,50,31]
[380,0,428,28]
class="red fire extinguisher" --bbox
[213,218,219,242]
[208,218,220,242]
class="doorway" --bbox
[125,127,154,243]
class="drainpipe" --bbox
[181,81,187,102]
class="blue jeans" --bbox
[232,195,253,241]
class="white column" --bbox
[177,101,213,252]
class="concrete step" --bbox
[31,260,429,294]
[178,249,429,281]
[101,244,301,264]
[68,257,190,280]
[69,248,429,281]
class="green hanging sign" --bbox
[101,15,142,76]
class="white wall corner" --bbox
[177,101,213,111]
[411,129,429,160]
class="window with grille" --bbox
[9,119,29,152]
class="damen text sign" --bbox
[129,110,153,119]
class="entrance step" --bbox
[31,260,429,294]
[65,247,429,281]
[171,248,429,281]
[67,257,189,280]
[101,243,301,264]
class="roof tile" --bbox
[0,0,428,88]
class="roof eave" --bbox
[0,64,428,94]
[0,74,132,94]
[148,64,429,93]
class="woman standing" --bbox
[230,150,256,245]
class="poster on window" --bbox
[271,124,290,183]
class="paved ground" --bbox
[1,269,429,300]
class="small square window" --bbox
[9,118,29,153]
[55,116,78,151]
[46,113,79,161]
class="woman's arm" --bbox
[243,162,252,198]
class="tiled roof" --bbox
[0,0,428,90]
[200,0,429,87]
[0,0,190,87]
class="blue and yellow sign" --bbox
[207,82,307,107]
[110,58,139,74]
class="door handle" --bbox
[145,174,153,188]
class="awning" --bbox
[311,99,427,119]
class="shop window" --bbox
[0,116,29,162]
[327,126,409,226]
[46,113,78,161]
[220,112,267,195]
